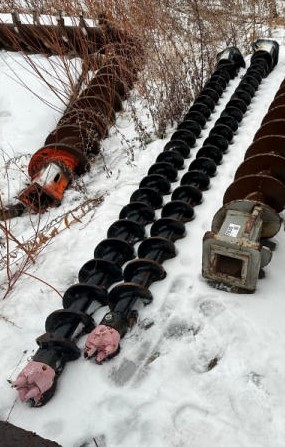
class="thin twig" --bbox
[22,272,63,297]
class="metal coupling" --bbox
[202,39,284,292]
[202,200,280,291]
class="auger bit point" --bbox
[84,324,121,363]
[12,361,56,407]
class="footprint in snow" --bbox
[198,297,226,318]
[178,323,225,375]
[173,403,241,447]
[168,275,193,294]
[110,276,198,386]
[229,373,273,446]
[164,316,200,339]
[0,111,11,118]
[42,419,63,437]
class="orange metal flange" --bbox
[18,144,88,211]
[28,144,88,177]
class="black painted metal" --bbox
[19,46,248,406]
[98,42,278,347]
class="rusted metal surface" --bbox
[0,12,133,57]
[0,13,142,216]
[224,67,285,213]
[14,40,139,213]
[16,60,133,212]
[269,92,285,109]
[223,174,285,212]
[202,39,285,292]
[261,105,285,124]
[202,200,275,291]
[245,134,285,158]
[211,200,281,239]
[253,119,285,140]
[234,153,285,184]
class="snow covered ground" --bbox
[1,30,285,447]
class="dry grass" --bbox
[0,0,279,131]
[0,0,279,298]
[0,193,104,299]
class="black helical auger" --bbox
[99,40,279,342]
[13,45,251,406]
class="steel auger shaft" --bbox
[1,17,141,219]
[202,39,282,292]
[12,46,245,406]
[0,12,135,56]
[93,40,278,352]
